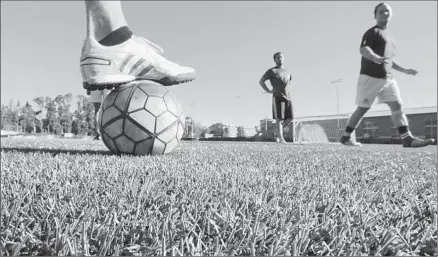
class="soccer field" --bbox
[1,138,436,256]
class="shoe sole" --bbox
[403,139,435,148]
[341,141,362,146]
[83,72,196,91]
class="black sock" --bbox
[345,126,355,133]
[397,126,409,135]
[99,26,133,46]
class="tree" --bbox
[45,97,59,133]
[33,96,46,112]
[33,96,47,133]
[34,110,44,132]
[3,100,22,131]
[20,102,36,133]
[193,122,207,138]
[73,95,94,135]
[1,104,8,130]
[55,93,73,133]
[208,123,224,132]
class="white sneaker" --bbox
[80,35,196,90]
[340,136,362,146]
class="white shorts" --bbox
[355,74,402,108]
[90,89,111,103]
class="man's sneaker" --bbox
[80,35,196,91]
[340,135,362,146]
[402,137,435,148]
[274,136,287,144]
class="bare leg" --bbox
[85,0,128,41]
[80,0,196,90]
[93,102,102,139]
[385,101,435,147]
[343,106,369,136]
[283,118,293,142]
[386,101,408,127]
[339,106,369,146]
[283,118,293,128]
[276,119,286,143]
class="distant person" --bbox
[259,52,294,144]
[340,2,434,147]
[80,1,196,92]
[87,89,110,140]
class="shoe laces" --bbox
[411,137,429,147]
[133,36,182,68]
[135,36,164,55]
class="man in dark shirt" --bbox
[340,2,434,148]
[259,52,293,143]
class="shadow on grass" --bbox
[0,147,114,157]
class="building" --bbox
[222,124,238,138]
[356,106,437,143]
[258,118,295,141]
[294,106,437,144]
[238,127,257,138]
[184,117,195,138]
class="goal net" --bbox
[292,114,357,144]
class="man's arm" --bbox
[392,60,418,75]
[359,29,388,64]
[259,77,273,93]
[259,69,273,93]
[360,46,388,64]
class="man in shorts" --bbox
[259,52,294,144]
[340,2,434,148]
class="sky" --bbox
[1,1,437,128]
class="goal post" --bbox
[292,114,357,144]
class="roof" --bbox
[363,106,437,118]
[295,106,437,122]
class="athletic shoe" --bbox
[402,137,435,148]
[80,35,196,90]
[340,135,362,146]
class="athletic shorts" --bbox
[356,74,402,108]
[90,89,111,103]
[272,96,294,120]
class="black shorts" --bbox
[272,96,294,120]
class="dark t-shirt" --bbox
[360,25,396,79]
[262,67,292,100]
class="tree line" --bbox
[0,94,234,138]
[1,94,96,136]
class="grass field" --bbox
[1,137,436,256]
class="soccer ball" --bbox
[97,80,185,156]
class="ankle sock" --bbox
[99,26,133,46]
[398,126,412,140]
[343,126,355,137]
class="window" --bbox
[362,121,379,139]
[391,124,398,138]
[424,117,437,139]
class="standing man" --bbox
[340,2,434,147]
[87,89,110,140]
[259,52,294,143]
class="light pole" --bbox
[330,78,343,130]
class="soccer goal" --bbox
[292,114,357,144]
